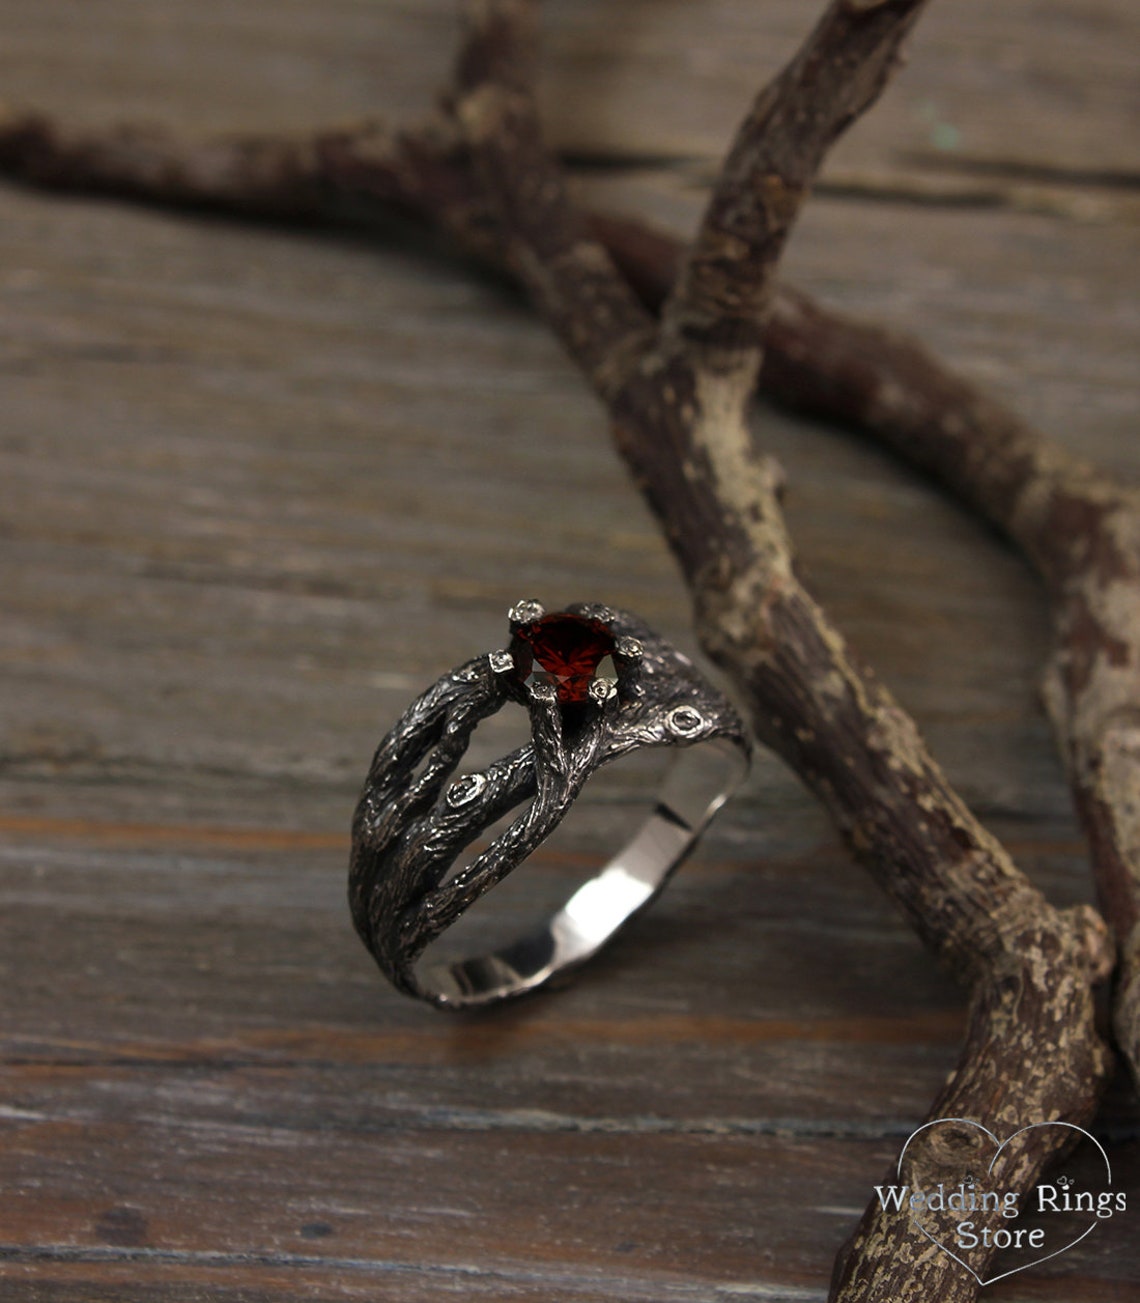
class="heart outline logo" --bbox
[897,1117,1113,1287]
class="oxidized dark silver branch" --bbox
[349,601,750,1008]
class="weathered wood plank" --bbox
[0,1,1137,1300]
[2,177,1136,828]
[3,833,1137,1298]
[2,1,1136,178]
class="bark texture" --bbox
[0,1,1133,1298]
[448,5,1115,1299]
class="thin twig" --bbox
[451,4,655,398]
[663,0,927,350]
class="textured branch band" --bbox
[349,602,749,1008]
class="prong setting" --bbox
[588,677,618,706]
[508,598,545,627]
[579,603,616,624]
[528,679,559,704]
[488,649,515,674]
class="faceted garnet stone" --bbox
[510,613,616,704]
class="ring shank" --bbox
[417,736,747,1007]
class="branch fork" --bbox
[448,4,1122,1298]
[2,2,1136,1298]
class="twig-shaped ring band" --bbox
[349,601,751,1008]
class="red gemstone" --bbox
[511,614,616,704]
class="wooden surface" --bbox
[1,3,1138,1300]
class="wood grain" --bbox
[1,2,1137,1299]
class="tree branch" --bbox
[758,289,1140,1092]
[664,0,927,350]
[451,1,656,399]
[448,4,1114,1299]
[0,2,1131,1289]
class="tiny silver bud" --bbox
[446,772,487,808]
[667,705,704,737]
[585,604,616,624]
[615,636,643,661]
[488,649,515,674]
[508,599,545,626]
[588,678,618,705]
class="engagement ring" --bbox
[349,601,750,1009]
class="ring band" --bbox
[349,601,751,1009]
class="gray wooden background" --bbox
[1,2,1137,1299]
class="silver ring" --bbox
[348,601,751,1009]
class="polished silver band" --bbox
[348,602,750,1009]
